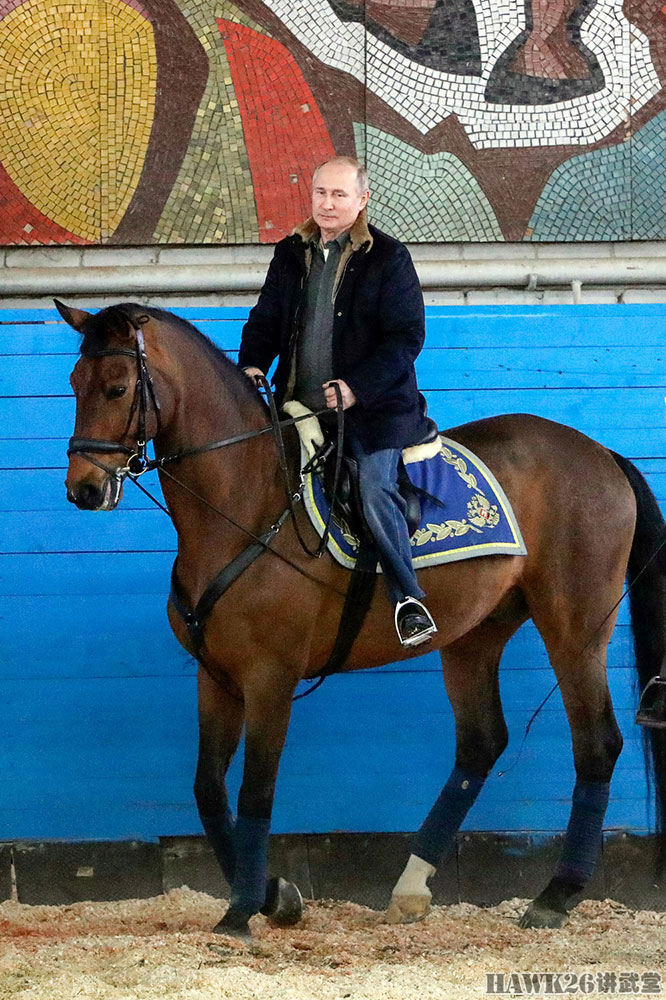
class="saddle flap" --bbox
[321,450,367,541]
[320,448,422,543]
[397,460,426,538]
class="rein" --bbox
[258,374,344,559]
[68,316,350,590]
[68,315,357,702]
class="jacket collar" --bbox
[291,209,373,252]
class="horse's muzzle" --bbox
[66,476,124,511]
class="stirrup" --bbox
[636,676,666,729]
[394,597,438,649]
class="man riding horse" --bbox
[239,156,438,647]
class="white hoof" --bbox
[386,853,436,923]
[385,890,432,924]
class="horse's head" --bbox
[57,299,161,511]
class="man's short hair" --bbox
[313,156,369,194]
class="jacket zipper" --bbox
[333,252,355,305]
[289,263,306,351]
[284,265,306,393]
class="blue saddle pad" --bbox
[302,435,527,570]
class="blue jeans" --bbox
[346,437,425,606]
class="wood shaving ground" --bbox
[0,889,663,999]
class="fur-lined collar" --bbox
[291,209,373,252]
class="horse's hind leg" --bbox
[387,620,516,924]
[519,632,623,929]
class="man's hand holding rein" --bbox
[324,379,356,410]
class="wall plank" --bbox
[1,304,663,841]
[6,346,666,394]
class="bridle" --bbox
[68,322,161,481]
[67,313,353,703]
[67,313,345,562]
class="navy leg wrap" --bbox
[200,807,236,885]
[554,779,610,887]
[411,765,486,868]
[230,814,271,914]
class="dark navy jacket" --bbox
[238,214,429,452]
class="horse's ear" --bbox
[54,299,91,331]
[103,306,133,340]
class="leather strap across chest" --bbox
[68,314,356,700]
[169,508,292,659]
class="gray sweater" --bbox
[293,232,350,413]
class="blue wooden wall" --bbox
[1,303,663,842]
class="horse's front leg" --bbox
[193,666,244,891]
[216,667,300,941]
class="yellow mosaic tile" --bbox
[0,0,156,241]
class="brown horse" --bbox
[57,300,666,941]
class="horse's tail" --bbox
[611,450,666,873]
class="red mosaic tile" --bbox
[0,164,89,245]
[218,19,335,242]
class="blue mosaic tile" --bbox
[356,123,503,242]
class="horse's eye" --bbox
[106,385,127,400]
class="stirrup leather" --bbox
[394,597,438,648]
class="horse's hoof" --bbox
[385,892,431,924]
[518,901,568,929]
[213,907,253,943]
[261,876,304,927]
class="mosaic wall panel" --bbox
[1,0,666,244]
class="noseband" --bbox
[67,320,162,480]
[67,313,345,560]
[66,312,348,702]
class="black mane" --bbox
[80,303,268,416]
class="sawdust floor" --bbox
[0,889,664,999]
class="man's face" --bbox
[311,162,370,238]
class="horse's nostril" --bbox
[71,481,104,510]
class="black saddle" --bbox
[307,417,441,547]
[296,414,441,679]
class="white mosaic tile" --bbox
[262,0,661,149]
